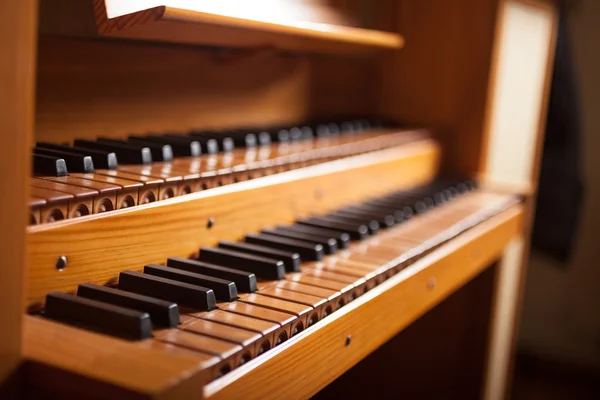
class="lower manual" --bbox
[34,178,518,379]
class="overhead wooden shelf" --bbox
[93,1,404,55]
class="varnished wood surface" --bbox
[92,0,403,55]
[35,36,377,143]
[23,317,216,399]
[204,203,524,399]
[0,0,37,383]
[479,2,558,398]
[314,263,498,399]
[22,202,522,399]
[378,0,499,176]
[26,140,440,305]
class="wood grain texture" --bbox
[23,317,216,399]
[35,37,377,143]
[204,204,523,400]
[378,0,499,176]
[314,264,498,399]
[26,140,440,305]
[93,0,402,54]
[0,0,37,383]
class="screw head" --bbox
[345,335,352,347]
[427,277,437,289]
[56,255,68,271]
[207,217,215,229]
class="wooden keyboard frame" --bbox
[23,201,523,399]
[26,139,440,306]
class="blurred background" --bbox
[513,0,600,398]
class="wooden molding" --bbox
[0,0,37,382]
[92,0,403,55]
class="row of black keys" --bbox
[33,119,391,177]
[42,178,476,341]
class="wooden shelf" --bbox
[93,1,404,55]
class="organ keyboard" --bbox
[25,177,523,396]
[1,1,557,399]
[29,122,423,225]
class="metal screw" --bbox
[207,217,215,229]
[427,277,436,289]
[345,335,352,347]
[56,256,68,271]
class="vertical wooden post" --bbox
[0,0,37,383]
[481,1,558,398]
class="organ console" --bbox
[0,0,558,399]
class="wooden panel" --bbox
[315,263,498,399]
[35,38,376,144]
[481,0,557,188]
[480,2,557,399]
[93,1,403,54]
[26,140,440,305]
[378,0,499,176]
[35,37,310,143]
[204,205,523,400]
[0,0,37,383]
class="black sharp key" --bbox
[36,142,118,170]
[262,228,338,255]
[465,179,478,191]
[456,181,470,194]
[257,132,271,146]
[343,204,405,223]
[323,213,380,235]
[275,224,351,249]
[98,138,172,162]
[448,186,460,198]
[77,283,179,328]
[118,270,216,311]
[300,126,314,140]
[189,132,234,152]
[432,191,447,205]
[167,257,257,293]
[44,291,152,340]
[74,139,152,165]
[227,131,257,148]
[365,198,428,215]
[327,123,340,136]
[315,124,331,138]
[130,135,201,157]
[218,241,300,272]
[288,127,303,141]
[198,248,285,280]
[275,129,290,142]
[35,148,94,173]
[245,233,325,261]
[296,217,369,241]
[143,264,237,302]
[33,154,68,176]
[340,121,355,134]
[385,193,435,209]
[331,209,395,228]
[164,134,218,155]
